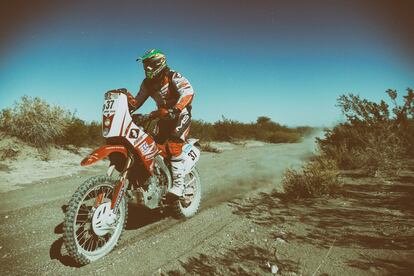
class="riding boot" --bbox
[169,155,186,197]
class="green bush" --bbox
[190,120,216,141]
[256,116,271,124]
[86,121,103,145]
[282,155,341,199]
[61,118,103,147]
[61,118,89,146]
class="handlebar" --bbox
[131,113,154,125]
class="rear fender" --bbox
[80,145,128,166]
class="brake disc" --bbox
[91,202,117,236]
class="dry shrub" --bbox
[0,96,103,149]
[190,116,309,144]
[0,96,72,148]
[38,148,51,161]
[200,142,221,153]
[0,145,19,160]
[0,163,10,172]
[319,124,404,176]
[354,130,404,177]
[282,155,341,199]
[266,131,300,143]
[318,88,414,177]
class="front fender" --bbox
[80,145,128,166]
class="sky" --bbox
[0,0,413,127]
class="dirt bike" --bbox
[63,88,201,265]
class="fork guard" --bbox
[81,145,128,166]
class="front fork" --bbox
[86,156,132,230]
[92,164,117,208]
[95,156,132,216]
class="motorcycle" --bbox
[63,88,201,265]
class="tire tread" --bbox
[63,175,128,265]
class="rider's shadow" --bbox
[125,203,167,230]
[49,203,167,266]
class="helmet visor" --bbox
[144,59,163,73]
[143,59,157,69]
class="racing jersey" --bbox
[129,69,194,113]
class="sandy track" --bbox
[0,139,316,275]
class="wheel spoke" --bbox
[86,237,92,251]
[68,181,124,257]
[77,211,89,218]
[77,229,87,240]
[79,204,88,211]
[97,236,106,248]
[88,188,96,201]
[76,219,89,229]
[89,237,96,251]
[79,204,91,215]
[80,232,91,248]
[186,178,196,187]
[75,217,88,224]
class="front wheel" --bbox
[172,167,201,218]
[63,176,127,265]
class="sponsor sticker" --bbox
[139,141,150,154]
[183,144,192,154]
[129,129,139,139]
[114,182,126,213]
[176,114,189,132]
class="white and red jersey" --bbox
[130,69,194,114]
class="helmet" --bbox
[137,49,167,79]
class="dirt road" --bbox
[0,139,316,275]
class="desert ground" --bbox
[0,135,413,275]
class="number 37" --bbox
[188,150,197,161]
[103,100,114,111]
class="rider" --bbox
[126,49,194,197]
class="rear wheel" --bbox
[172,167,201,218]
[63,176,127,265]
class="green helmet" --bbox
[137,49,167,79]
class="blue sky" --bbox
[0,1,413,126]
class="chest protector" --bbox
[144,70,185,109]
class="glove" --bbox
[125,92,138,108]
[133,113,152,124]
[166,107,180,120]
[151,107,180,120]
